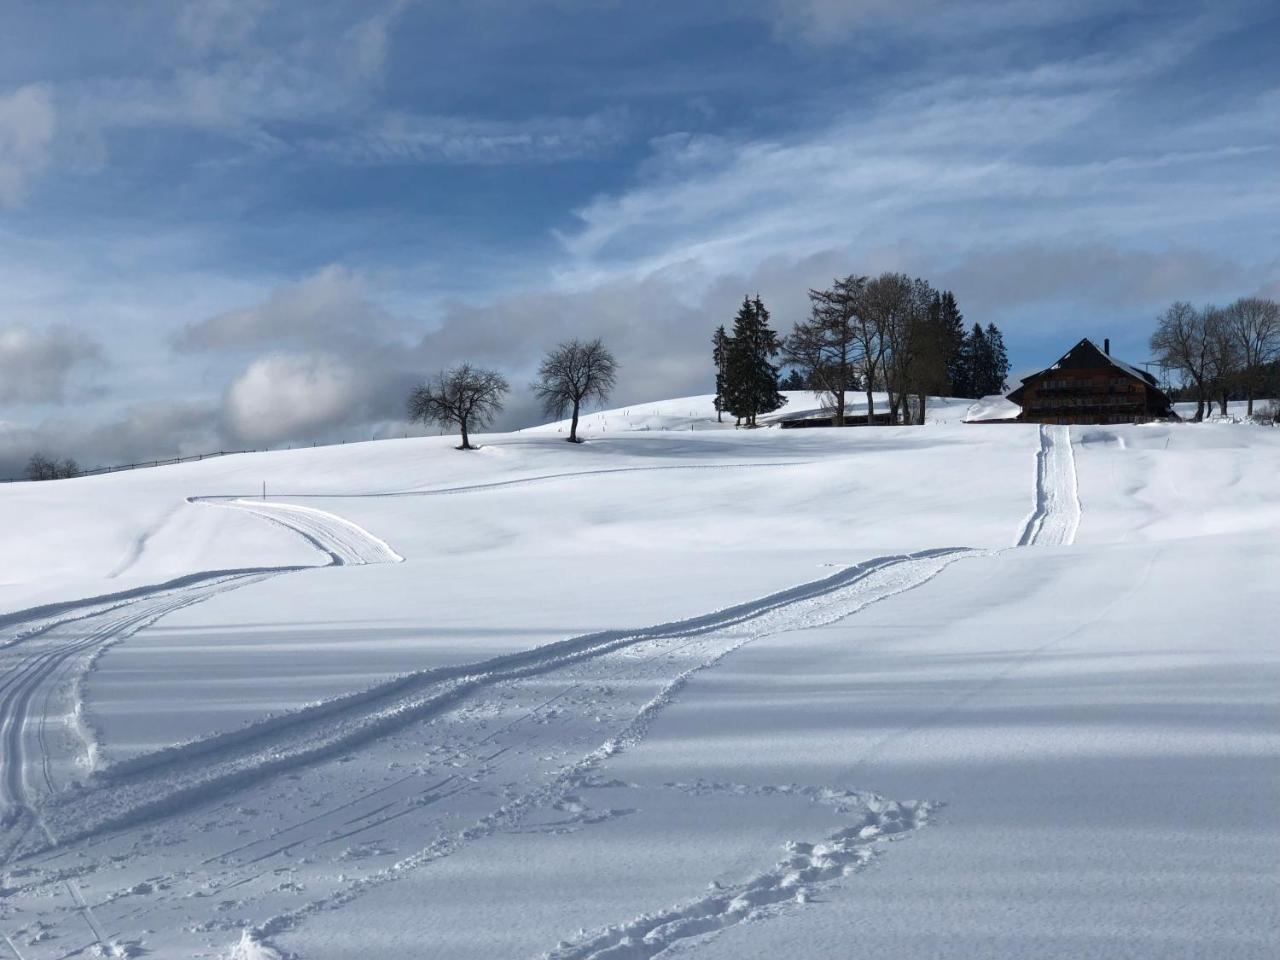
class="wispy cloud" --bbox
[306,108,634,166]
[0,85,55,207]
[554,29,1278,287]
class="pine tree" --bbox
[963,323,989,396]
[984,323,1010,394]
[724,296,786,427]
[712,325,730,423]
[938,292,967,396]
[780,369,806,391]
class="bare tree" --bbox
[24,454,79,481]
[865,273,919,423]
[1150,301,1213,421]
[532,338,619,443]
[783,277,867,426]
[1204,306,1241,417]
[408,363,509,450]
[25,453,57,481]
[1225,297,1280,417]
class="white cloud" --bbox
[224,353,367,446]
[0,85,55,207]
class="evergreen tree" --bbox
[937,292,968,396]
[962,323,989,396]
[780,369,807,391]
[712,325,730,423]
[984,323,1010,394]
[724,296,786,427]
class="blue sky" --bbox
[1,0,1277,471]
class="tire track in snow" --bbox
[0,501,402,861]
[196,499,404,565]
[24,548,973,857]
[1017,424,1080,547]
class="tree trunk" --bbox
[916,391,927,425]
[833,387,845,427]
[569,399,581,442]
[460,417,471,450]
[865,384,875,424]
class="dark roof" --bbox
[1006,339,1169,408]
[1009,338,1158,397]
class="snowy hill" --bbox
[1,401,1277,959]
[525,390,979,435]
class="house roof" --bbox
[1006,338,1168,407]
[1015,339,1158,388]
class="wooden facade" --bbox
[1007,338,1174,425]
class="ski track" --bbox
[0,431,1081,958]
[0,499,402,955]
[1016,424,1080,547]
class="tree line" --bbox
[1149,297,1280,420]
[24,453,81,481]
[713,273,1009,427]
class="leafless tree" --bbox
[24,454,80,481]
[783,277,867,426]
[1225,297,1280,417]
[1150,301,1213,421]
[1204,306,1241,416]
[408,363,509,450]
[905,280,948,424]
[865,272,928,424]
[532,338,619,443]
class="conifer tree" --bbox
[712,325,730,423]
[961,323,988,397]
[724,296,786,427]
[984,323,1010,395]
[937,292,968,395]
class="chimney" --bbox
[1104,338,1110,356]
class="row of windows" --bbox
[1026,395,1143,410]
[1037,376,1137,392]
[1029,414,1148,425]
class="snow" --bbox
[0,395,1276,959]
[964,393,1021,422]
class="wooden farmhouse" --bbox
[1007,338,1174,425]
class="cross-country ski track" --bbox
[0,430,1083,959]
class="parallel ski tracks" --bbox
[1017,424,1081,547]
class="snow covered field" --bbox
[0,393,1276,959]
